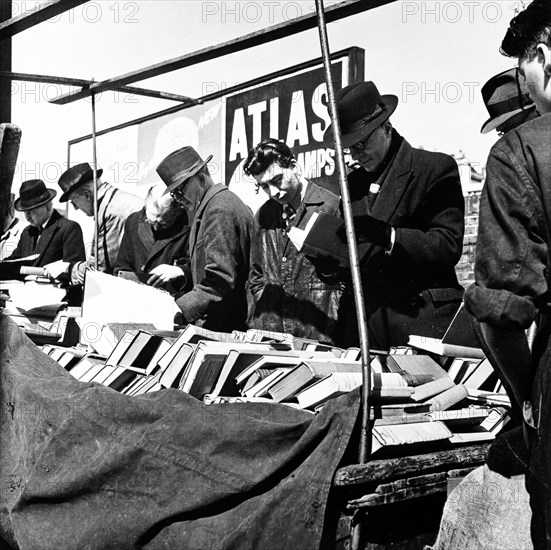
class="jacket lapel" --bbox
[370,139,414,223]
[356,140,414,265]
[147,223,188,267]
[189,184,226,254]
[283,181,324,255]
[137,213,152,250]
[33,211,60,265]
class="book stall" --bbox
[0,267,510,549]
[0,1,520,549]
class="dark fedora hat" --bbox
[481,68,535,134]
[58,162,103,202]
[14,179,57,212]
[327,81,398,148]
[156,146,213,192]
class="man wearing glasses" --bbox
[114,184,191,296]
[330,81,465,349]
[156,146,254,332]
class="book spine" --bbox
[411,376,455,402]
[372,387,414,402]
[373,372,407,388]
[427,384,469,411]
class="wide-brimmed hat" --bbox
[481,68,535,134]
[14,179,56,211]
[58,162,103,202]
[156,146,213,193]
[327,81,398,148]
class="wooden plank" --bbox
[0,0,89,40]
[447,467,477,478]
[333,443,490,487]
[0,72,199,104]
[48,0,396,105]
[375,472,448,495]
[347,480,447,508]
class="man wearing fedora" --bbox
[156,146,253,332]
[44,162,142,283]
[0,179,85,280]
[330,81,465,349]
[463,0,551,545]
[481,67,538,136]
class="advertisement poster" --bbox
[69,51,358,214]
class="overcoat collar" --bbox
[370,136,414,222]
[189,183,227,253]
[33,209,61,265]
[136,209,189,268]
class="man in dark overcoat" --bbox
[0,179,85,281]
[329,81,465,349]
[156,146,254,332]
[114,184,191,297]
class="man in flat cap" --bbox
[330,81,465,349]
[156,146,254,332]
[0,179,85,280]
[44,163,142,282]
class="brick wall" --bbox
[456,191,481,289]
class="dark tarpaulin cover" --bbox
[0,315,360,550]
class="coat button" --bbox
[282,257,287,262]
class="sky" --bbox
[8,0,527,194]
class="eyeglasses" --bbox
[169,188,188,205]
[349,127,378,152]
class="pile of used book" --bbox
[41,310,511,458]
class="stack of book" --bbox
[52,325,350,398]
[39,311,512,458]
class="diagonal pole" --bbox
[90,89,98,270]
[313,1,372,548]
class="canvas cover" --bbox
[0,314,360,549]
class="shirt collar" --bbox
[40,212,54,231]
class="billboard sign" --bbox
[69,48,363,214]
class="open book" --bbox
[287,212,349,266]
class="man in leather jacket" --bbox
[245,139,344,346]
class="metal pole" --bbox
[0,1,12,123]
[91,90,99,270]
[313,1,372,548]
